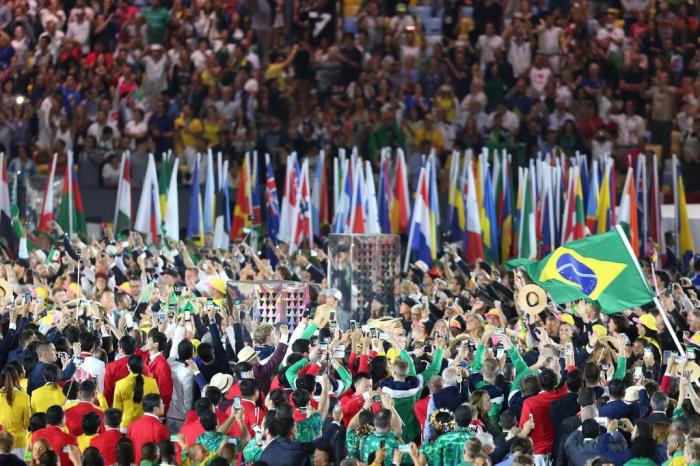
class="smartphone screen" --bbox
[233,396,241,410]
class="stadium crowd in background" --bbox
[0,0,697,192]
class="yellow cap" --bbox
[592,323,608,338]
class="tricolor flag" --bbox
[39,153,58,232]
[585,160,600,233]
[158,151,174,217]
[349,160,365,234]
[291,159,313,253]
[280,154,300,242]
[404,167,433,269]
[390,148,410,234]
[518,167,537,260]
[464,156,484,263]
[0,154,19,256]
[482,165,499,263]
[186,154,204,244]
[618,166,639,256]
[448,151,465,242]
[203,150,216,233]
[377,151,391,234]
[231,153,253,239]
[363,161,380,234]
[673,155,695,265]
[499,153,514,261]
[57,151,86,237]
[561,166,585,244]
[312,151,329,236]
[264,153,280,241]
[595,159,613,234]
[212,157,230,250]
[133,154,162,244]
[162,157,179,242]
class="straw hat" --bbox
[517,285,547,315]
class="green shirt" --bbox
[421,428,473,466]
[142,6,170,44]
[347,429,370,459]
[243,440,263,463]
[359,431,402,466]
[196,431,240,454]
[296,412,323,443]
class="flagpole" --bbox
[616,224,686,356]
[68,151,73,237]
[114,152,125,227]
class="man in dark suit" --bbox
[645,391,670,423]
[554,387,597,466]
[550,370,583,465]
[597,380,648,420]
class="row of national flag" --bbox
[0,148,695,268]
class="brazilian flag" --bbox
[507,226,654,313]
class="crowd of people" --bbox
[0,221,698,466]
[0,0,699,192]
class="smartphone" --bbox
[233,396,241,410]
[643,347,652,359]
[398,444,411,453]
[370,328,379,339]
[494,328,505,336]
[350,320,357,331]
[634,366,643,379]
[328,310,336,322]
[379,332,389,340]
[170,434,178,442]
[689,347,696,361]
[496,347,505,359]
[184,311,191,321]
[23,292,31,304]
[374,394,382,402]
[206,298,214,310]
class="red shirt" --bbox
[104,356,152,406]
[414,396,430,439]
[90,428,123,465]
[32,425,78,466]
[519,385,568,454]
[238,399,265,437]
[181,420,205,447]
[148,353,173,412]
[65,401,105,436]
[127,413,169,464]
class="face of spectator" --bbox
[313,449,331,466]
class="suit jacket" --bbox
[127,413,170,464]
[259,422,341,466]
[433,385,469,412]
[148,353,173,412]
[645,411,670,424]
[550,393,580,465]
[32,425,78,466]
[90,428,123,465]
[555,414,583,466]
[65,400,104,436]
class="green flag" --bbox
[507,226,654,313]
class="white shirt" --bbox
[596,25,625,53]
[548,111,575,131]
[529,67,552,95]
[74,353,106,391]
[538,26,563,54]
[508,39,532,76]
[477,34,504,66]
[489,110,520,134]
[609,113,646,146]
[66,19,90,53]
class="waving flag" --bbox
[540,173,556,258]
[162,157,179,241]
[498,152,514,262]
[231,153,253,239]
[596,160,613,234]
[482,166,499,263]
[391,148,410,234]
[364,161,380,234]
[39,153,58,232]
[280,153,300,243]
[264,153,280,241]
[0,154,18,256]
[673,155,695,265]
[578,154,589,212]
[251,152,262,227]
[158,151,174,216]
[507,228,654,313]
[333,158,352,233]
[377,152,391,233]
[291,159,313,253]
[133,154,161,244]
[464,156,484,263]
[404,167,433,269]
[448,151,465,242]
[585,160,600,233]
[57,151,86,237]
[186,154,203,244]
[618,166,639,256]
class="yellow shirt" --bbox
[0,388,31,448]
[113,373,160,428]
[174,116,203,151]
[78,433,98,452]
[202,120,221,148]
[31,384,66,413]
[264,63,287,91]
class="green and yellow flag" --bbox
[507,226,654,313]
